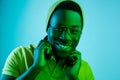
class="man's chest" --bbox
[35,59,68,80]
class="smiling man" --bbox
[47,9,82,58]
[1,0,94,80]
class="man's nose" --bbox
[59,30,71,40]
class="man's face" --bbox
[47,10,82,58]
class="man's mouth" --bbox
[58,43,71,49]
[55,42,72,51]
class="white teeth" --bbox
[58,44,70,49]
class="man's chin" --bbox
[55,48,74,58]
[56,52,71,58]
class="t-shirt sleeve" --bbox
[2,47,21,77]
[78,60,94,80]
[1,45,35,77]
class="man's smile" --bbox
[55,41,72,51]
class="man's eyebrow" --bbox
[71,25,80,28]
[56,24,80,28]
[56,23,64,26]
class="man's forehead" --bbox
[53,23,80,28]
[52,9,81,17]
[49,10,82,27]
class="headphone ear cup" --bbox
[64,56,78,67]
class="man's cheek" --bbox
[72,39,79,47]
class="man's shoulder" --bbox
[81,60,89,65]
[12,44,36,54]
[1,44,37,77]
[78,60,94,79]
[8,44,37,60]
[81,59,92,70]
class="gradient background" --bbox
[0,0,120,80]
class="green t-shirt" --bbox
[2,44,94,80]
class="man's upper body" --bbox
[1,44,94,80]
[1,0,94,80]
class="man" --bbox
[1,0,94,80]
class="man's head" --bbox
[46,0,84,58]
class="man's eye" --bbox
[70,29,80,33]
[54,28,63,32]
